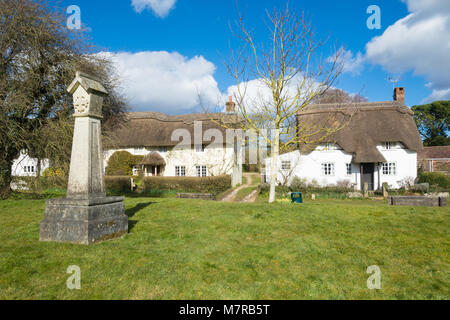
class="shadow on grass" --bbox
[126,202,154,232]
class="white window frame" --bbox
[321,163,335,176]
[382,162,397,176]
[383,142,397,150]
[281,161,291,171]
[346,163,352,176]
[196,165,207,177]
[175,166,186,177]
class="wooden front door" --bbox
[361,163,375,191]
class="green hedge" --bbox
[105,176,132,194]
[13,176,132,195]
[142,176,231,195]
[418,172,450,190]
[259,183,355,200]
[12,176,67,191]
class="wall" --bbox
[104,145,235,177]
[377,146,418,189]
[265,144,418,190]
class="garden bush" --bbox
[105,176,132,194]
[418,172,450,190]
[13,175,68,191]
[106,151,143,176]
[142,175,231,195]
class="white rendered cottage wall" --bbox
[377,146,417,189]
[266,145,418,190]
[266,149,360,188]
[104,145,235,177]
[12,151,50,177]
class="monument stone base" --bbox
[40,196,128,245]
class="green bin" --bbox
[291,192,303,204]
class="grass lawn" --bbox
[0,197,448,299]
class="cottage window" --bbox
[159,146,168,153]
[383,142,397,150]
[346,163,352,175]
[196,165,207,177]
[25,166,35,173]
[281,161,291,170]
[175,166,186,177]
[195,144,205,153]
[321,163,335,176]
[382,162,396,175]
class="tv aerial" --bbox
[386,76,402,89]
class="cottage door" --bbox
[361,163,375,191]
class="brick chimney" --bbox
[225,96,236,113]
[394,87,405,104]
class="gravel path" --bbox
[222,173,259,203]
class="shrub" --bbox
[43,167,65,177]
[418,172,450,190]
[290,177,308,190]
[105,176,132,194]
[106,151,143,176]
[142,175,231,195]
[13,176,68,192]
[398,176,416,190]
[260,183,270,194]
[336,179,353,189]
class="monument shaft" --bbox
[40,71,128,245]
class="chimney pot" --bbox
[394,87,405,104]
[226,96,236,113]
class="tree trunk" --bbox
[269,129,280,203]
[35,158,42,193]
[0,160,12,200]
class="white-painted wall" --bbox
[377,146,418,189]
[11,151,50,177]
[104,145,235,177]
[265,143,418,190]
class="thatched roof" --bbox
[140,152,166,166]
[105,112,239,148]
[419,146,450,160]
[296,101,423,163]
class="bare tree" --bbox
[0,0,127,198]
[227,3,348,203]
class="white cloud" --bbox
[330,48,365,75]
[225,74,322,114]
[422,88,450,103]
[104,51,222,113]
[365,0,450,102]
[131,0,177,18]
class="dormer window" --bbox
[159,146,168,153]
[382,142,402,150]
[383,142,393,150]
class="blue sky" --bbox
[60,0,450,114]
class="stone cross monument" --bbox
[40,71,128,245]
